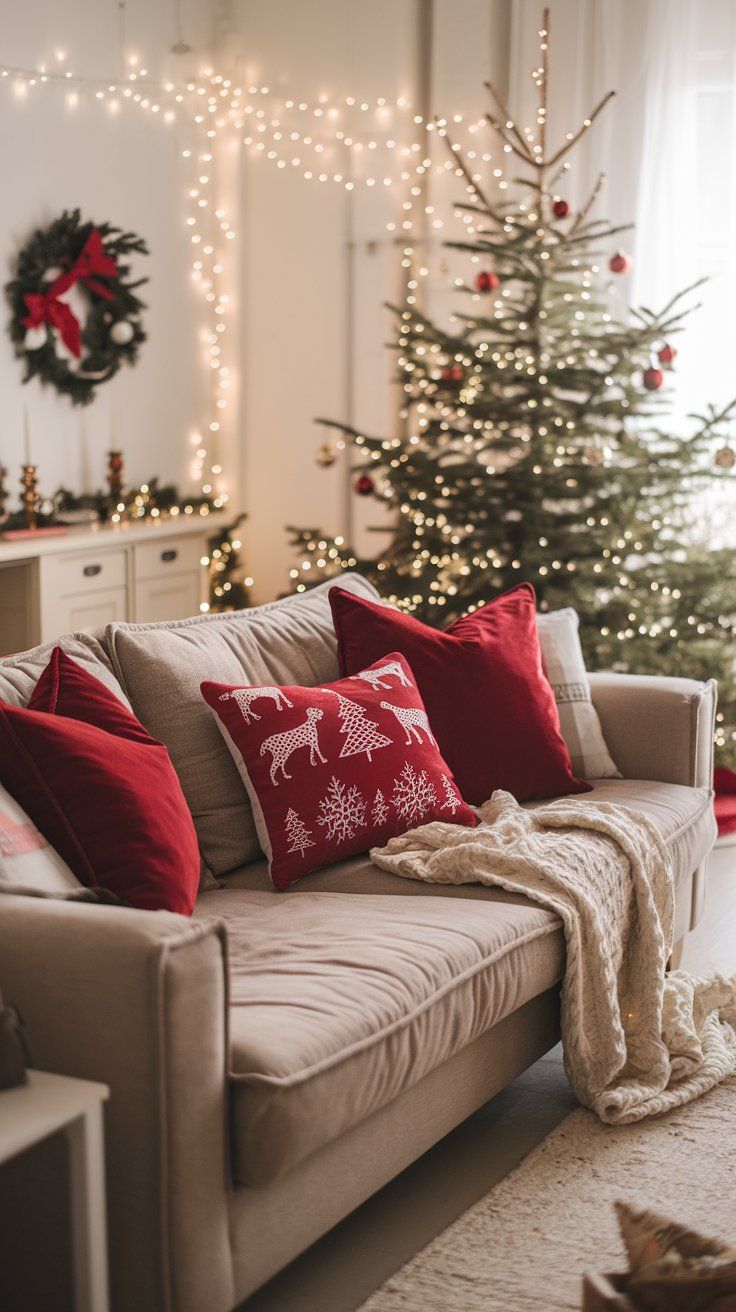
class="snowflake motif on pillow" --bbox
[317,777,367,842]
[391,763,438,824]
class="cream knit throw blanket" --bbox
[370,791,736,1124]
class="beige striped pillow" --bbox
[537,608,620,780]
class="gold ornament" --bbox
[107,449,125,500]
[315,441,337,468]
[20,464,39,529]
[715,445,735,470]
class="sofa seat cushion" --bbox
[213,779,716,906]
[194,889,564,1185]
[537,779,716,885]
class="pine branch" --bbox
[569,173,606,233]
[440,131,494,211]
[483,79,537,162]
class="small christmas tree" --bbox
[372,789,389,826]
[330,692,392,761]
[441,774,462,815]
[285,807,315,856]
[290,9,736,766]
[208,513,252,611]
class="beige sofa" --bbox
[0,576,718,1312]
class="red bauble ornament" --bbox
[441,364,464,383]
[552,199,570,219]
[475,270,500,293]
[658,343,677,366]
[354,473,375,496]
[643,366,664,391]
[609,250,632,275]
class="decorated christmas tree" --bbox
[290,10,736,766]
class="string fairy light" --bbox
[0,47,515,541]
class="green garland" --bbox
[1,480,250,614]
[6,208,148,406]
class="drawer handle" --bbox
[161,549,179,563]
[83,564,102,578]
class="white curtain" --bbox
[633,1,736,422]
[510,0,736,541]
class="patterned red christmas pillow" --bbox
[201,653,476,890]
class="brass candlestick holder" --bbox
[20,464,39,530]
[107,449,125,504]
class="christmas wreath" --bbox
[6,208,148,406]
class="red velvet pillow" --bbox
[329,583,588,805]
[0,647,200,914]
[202,652,477,890]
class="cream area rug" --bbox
[358,1077,736,1311]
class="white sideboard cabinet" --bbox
[0,513,228,655]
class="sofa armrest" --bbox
[588,672,717,788]
[0,895,233,1312]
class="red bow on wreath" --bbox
[65,228,119,300]
[22,288,82,357]
[21,227,119,359]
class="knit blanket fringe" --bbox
[370,791,736,1124]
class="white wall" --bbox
[0,0,217,500]
[0,0,512,602]
[230,0,512,600]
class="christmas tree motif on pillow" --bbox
[259,707,327,785]
[317,776,367,842]
[328,691,392,761]
[372,789,389,826]
[219,685,293,725]
[380,701,437,748]
[285,807,315,856]
[391,762,438,824]
[441,774,463,815]
[349,659,412,691]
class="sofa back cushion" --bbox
[105,574,381,875]
[0,632,130,709]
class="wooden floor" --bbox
[241,843,736,1312]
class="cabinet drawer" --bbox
[134,572,203,624]
[44,548,127,597]
[134,535,204,582]
[44,586,129,641]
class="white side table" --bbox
[0,1069,110,1312]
